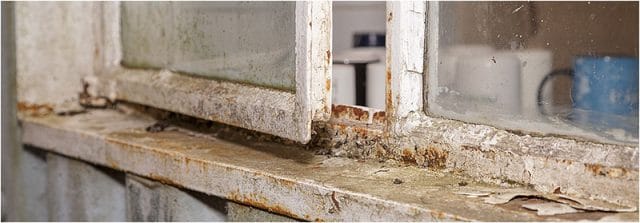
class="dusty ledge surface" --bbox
[19,109,638,221]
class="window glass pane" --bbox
[121,2,296,91]
[428,2,638,143]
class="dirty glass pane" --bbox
[427,2,638,143]
[121,2,296,91]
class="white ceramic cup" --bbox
[455,52,522,115]
[510,49,553,120]
[332,64,356,105]
[366,62,386,110]
[438,45,495,91]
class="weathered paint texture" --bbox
[378,1,638,208]
[15,2,98,106]
[91,68,305,142]
[10,1,639,220]
[11,1,331,143]
[385,1,427,137]
[312,113,638,208]
[309,1,333,122]
[87,1,332,143]
[19,109,638,221]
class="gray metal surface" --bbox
[47,153,127,221]
[125,174,227,221]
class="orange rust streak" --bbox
[275,178,297,189]
[228,192,305,220]
[325,78,331,92]
[401,149,417,164]
[372,111,386,124]
[325,50,331,65]
[147,173,184,188]
[385,68,393,114]
[331,104,369,122]
[425,146,449,170]
[17,102,54,117]
[584,163,603,176]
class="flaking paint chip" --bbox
[454,190,492,198]
[522,202,581,216]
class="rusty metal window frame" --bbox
[86,1,332,143]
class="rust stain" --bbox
[560,159,573,165]
[401,148,417,164]
[17,102,54,117]
[325,78,331,92]
[351,126,371,137]
[325,50,331,65]
[331,123,381,138]
[147,173,184,188]
[425,146,448,169]
[375,145,387,158]
[385,68,393,114]
[104,154,120,170]
[332,104,369,122]
[275,178,297,189]
[460,144,480,151]
[330,191,341,213]
[584,163,629,178]
[372,111,386,124]
[227,191,305,220]
[430,210,446,220]
[605,167,628,178]
[584,163,603,176]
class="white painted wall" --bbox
[332,2,386,53]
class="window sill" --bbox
[18,108,637,221]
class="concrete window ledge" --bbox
[19,109,639,221]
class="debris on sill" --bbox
[54,100,87,116]
[79,94,112,109]
[455,187,638,216]
[522,202,581,216]
[27,101,635,219]
[79,79,113,109]
[455,189,492,198]
[146,121,171,133]
[20,108,638,221]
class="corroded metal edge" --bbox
[18,110,569,221]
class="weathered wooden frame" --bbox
[87,1,332,143]
[385,1,427,137]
